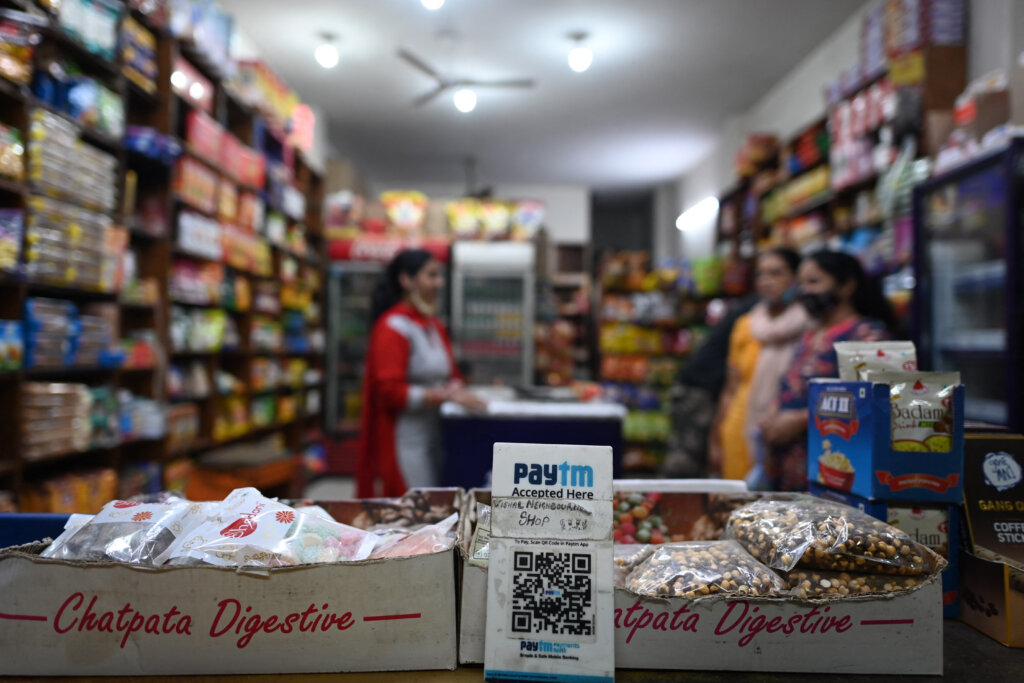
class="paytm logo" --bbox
[513,461,593,487]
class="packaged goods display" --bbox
[20,381,92,460]
[186,108,223,164]
[0,209,23,272]
[18,467,118,513]
[872,371,960,452]
[369,512,459,559]
[166,402,200,452]
[0,122,25,180]
[625,540,787,598]
[0,9,44,85]
[0,320,23,370]
[125,126,181,164]
[121,15,157,94]
[170,306,227,353]
[176,210,222,260]
[835,340,918,380]
[726,498,935,575]
[175,157,218,215]
[170,259,223,305]
[29,110,119,212]
[25,197,124,291]
[55,0,122,61]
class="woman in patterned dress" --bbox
[759,251,895,490]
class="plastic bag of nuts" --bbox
[614,544,655,588]
[782,569,930,599]
[725,498,932,575]
[625,540,786,598]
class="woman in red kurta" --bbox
[357,249,484,497]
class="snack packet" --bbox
[446,199,480,239]
[835,340,917,381]
[44,497,209,564]
[726,498,933,575]
[613,543,654,588]
[625,541,786,597]
[872,371,960,452]
[40,513,93,558]
[782,568,929,599]
[158,488,377,567]
[467,502,491,568]
[370,512,459,559]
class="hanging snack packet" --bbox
[835,340,917,381]
[380,190,428,235]
[158,487,377,567]
[370,512,459,559]
[726,498,933,576]
[625,541,786,598]
[446,198,481,239]
[871,371,961,452]
[44,497,209,564]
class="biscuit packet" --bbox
[835,340,917,381]
[871,371,961,453]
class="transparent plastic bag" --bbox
[614,543,654,588]
[835,340,917,380]
[625,540,786,598]
[370,512,459,559]
[467,503,491,568]
[726,498,931,575]
[158,487,377,567]
[782,568,930,599]
[43,497,208,564]
[40,513,93,558]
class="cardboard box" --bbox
[0,492,463,676]
[460,483,943,674]
[809,481,960,618]
[808,380,965,502]
[954,89,1010,141]
[958,432,1024,646]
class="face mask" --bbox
[799,290,839,319]
[409,290,438,317]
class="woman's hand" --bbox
[760,409,808,445]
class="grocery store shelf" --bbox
[0,177,28,196]
[552,273,590,288]
[125,79,160,107]
[783,191,833,220]
[171,246,222,264]
[0,77,29,103]
[24,281,118,301]
[172,194,219,220]
[32,100,122,152]
[119,300,157,311]
[953,260,1006,293]
[833,172,881,196]
[24,365,117,378]
[120,365,157,373]
[0,459,19,476]
[42,24,120,77]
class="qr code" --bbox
[510,550,594,638]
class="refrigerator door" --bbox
[918,159,1010,425]
[451,242,535,387]
[326,262,382,436]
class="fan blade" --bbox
[461,78,536,89]
[413,85,447,107]
[398,48,443,82]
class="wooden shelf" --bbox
[42,24,120,78]
[125,79,160,107]
[31,101,122,153]
[0,177,28,196]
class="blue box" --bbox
[809,482,961,618]
[807,380,965,503]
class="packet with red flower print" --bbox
[157,487,377,568]
[43,497,210,564]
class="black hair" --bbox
[369,249,435,324]
[806,250,896,332]
[762,247,801,275]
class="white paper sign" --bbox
[484,443,615,683]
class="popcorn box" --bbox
[808,481,960,618]
[807,380,965,503]
[0,491,462,676]
[459,482,943,674]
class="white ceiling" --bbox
[219,0,864,190]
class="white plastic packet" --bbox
[835,340,917,381]
[872,371,961,452]
[40,513,94,558]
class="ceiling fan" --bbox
[397,48,536,107]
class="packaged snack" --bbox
[467,502,491,568]
[625,541,786,597]
[510,199,544,241]
[446,198,480,239]
[39,513,94,559]
[835,340,917,380]
[613,543,655,587]
[478,200,511,240]
[0,122,24,180]
[43,497,209,564]
[0,209,22,272]
[159,488,377,567]
[369,512,459,559]
[782,568,929,599]
[872,371,961,452]
[726,498,934,575]
[380,190,427,235]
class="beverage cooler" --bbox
[912,140,1023,429]
[450,242,535,387]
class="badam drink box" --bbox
[807,380,965,503]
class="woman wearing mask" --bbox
[357,249,485,497]
[710,248,808,481]
[760,250,894,490]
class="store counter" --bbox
[440,398,626,489]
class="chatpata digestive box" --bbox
[808,379,965,502]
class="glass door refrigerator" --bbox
[450,242,536,387]
[912,141,1023,429]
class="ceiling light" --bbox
[422,0,445,9]
[315,32,339,69]
[189,82,205,100]
[676,197,719,231]
[453,88,476,113]
[315,43,339,69]
[567,31,592,73]
[170,70,187,89]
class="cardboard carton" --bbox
[959,549,1024,647]
[809,481,960,617]
[808,380,965,502]
[0,491,462,675]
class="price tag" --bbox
[484,443,615,683]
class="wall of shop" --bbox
[365,180,591,244]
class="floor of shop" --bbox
[9,620,1017,681]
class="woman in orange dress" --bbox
[710,248,807,480]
